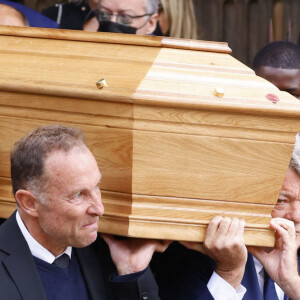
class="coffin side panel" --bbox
[0,99,135,236]
[132,131,292,204]
[100,191,274,246]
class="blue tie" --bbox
[263,271,279,300]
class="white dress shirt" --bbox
[16,211,72,263]
[207,256,285,300]
[253,256,284,300]
[207,271,246,300]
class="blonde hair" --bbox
[160,0,198,39]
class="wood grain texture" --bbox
[132,132,291,204]
[134,48,300,116]
[161,37,231,53]
[0,27,300,246]
[0,25,231,53]
[99,191,275,246]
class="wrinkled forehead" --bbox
[280,167,300,198]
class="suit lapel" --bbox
[3,248,47,300]
[0,212,47,300]
[244,252,300,300]
[242,254,263,300]
[76,237,114,300]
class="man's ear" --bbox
[15,190,39,217]
[146,13,158,35]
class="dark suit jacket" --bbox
[153,242,299,300]
[0,211,160,300]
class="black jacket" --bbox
[42,1,94,30]
[0,211,160,300]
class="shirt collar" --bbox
[253,255,264,276]
[16,211,72,264]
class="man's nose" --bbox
[87,190,104,216]
[110,14,118,23]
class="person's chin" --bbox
[86,233,98,245]
[76,232,98,248]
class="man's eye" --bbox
[119,14,132,25]
[99,10,112,21]
[75,192,82,198]
[276,199,287,204]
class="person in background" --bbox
[153,0,199,39]
[253,41,300,100]
[0,125,169,299]
[0,2,27,26]
[0,0,58,28]
[42,0,99,31]
[42,0,158,34]
[97,0,158,34]
[153,136,300,300]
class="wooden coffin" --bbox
[0,26,300,246]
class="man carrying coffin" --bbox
[0,125,169,300]
[154,136,300,300]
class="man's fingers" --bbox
[236,219,245,238]
[206,216,224,239]
[270,218,296,236]
[270,218,296,245]
[205,217,246,247]
[226,218,244,240]
[207,217,244,241]
[216,217,231,236]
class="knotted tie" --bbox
[52,253,70,269]
[263,270,279,300]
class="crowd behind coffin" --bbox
[0,0,300,299]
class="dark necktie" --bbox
[52,253,70,269]
[263,270,279,300]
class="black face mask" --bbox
[153,22,163,36]
[98,21,137,34]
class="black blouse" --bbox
[42,1,95,30]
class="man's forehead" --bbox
[280,167,300,196]
[43,147,101,186]
[44,146,92,169]
[280,189,295,197]
[100,0,145,12]
[258,66,300,91]
[258,66,298,78]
